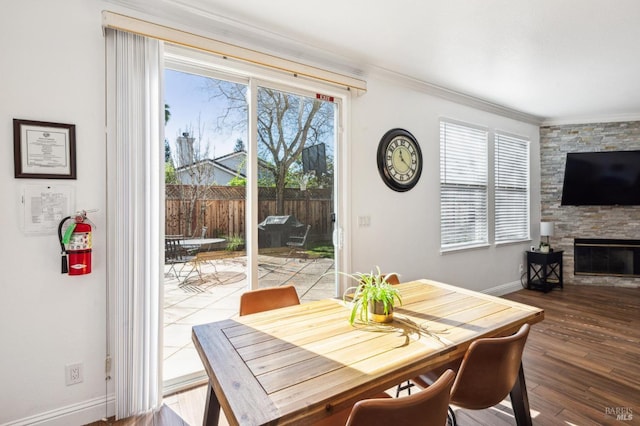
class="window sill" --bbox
[440,243,490,254]
[495,238,531,247]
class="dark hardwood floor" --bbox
[502,284,639,426]
[91,284,639,426]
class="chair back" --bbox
[165,237,184,262]
[382,273,400,285]
[239,285,301,316]
[346,369,455,426]
[287,224,311,247]
[450,323,530,410]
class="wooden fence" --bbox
[165,185,333,242]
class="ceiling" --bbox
[109,0,640,124]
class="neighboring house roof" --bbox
[175,150,272,185]
[214,150,273,171]
[177,158,241,175]
[214,150,246,163]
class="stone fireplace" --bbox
[540,121,640,288]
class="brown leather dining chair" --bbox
[315,369,455,426]
[239,285,301,316]
[381,273,400,285]
[412,323,531,426]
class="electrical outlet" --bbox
[519,264,524,274]
[65,363,83,386]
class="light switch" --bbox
[358,215,371,227]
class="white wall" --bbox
[0,1,540,424]
[0,1,111,424]
[350,77,541,291]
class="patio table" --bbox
[181,237,226,248]
[192,279,544,425]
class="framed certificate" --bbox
[13,119,77,179]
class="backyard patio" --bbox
[162,250,336,385]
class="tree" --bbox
[233,138,245,152]
[165,162,178,184]
[164,139,173,163]
[172,118,216,237]
[165,103,171,125]
[206,80,334,214]
[228,175,246,186]
[164,104,175,181]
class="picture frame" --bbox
[13,119,76,179]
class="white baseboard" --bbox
[1,394,114,426]
[482,280,525,296]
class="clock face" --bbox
[377,129,423,192]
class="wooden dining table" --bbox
[192,279,544,426]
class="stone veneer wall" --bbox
[540,121,640,287]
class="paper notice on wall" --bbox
[20,184,75,234]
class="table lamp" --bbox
[540,221,554,252]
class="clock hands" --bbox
[398,147,411,169]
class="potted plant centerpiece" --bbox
[342,267,402,325]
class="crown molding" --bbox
[541,113,640,127]
[367,66,544,126]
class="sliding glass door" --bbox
[255,84,337,300]
[162,46,341,392]
[162,66,250,391]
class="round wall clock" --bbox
[377,128,423,192]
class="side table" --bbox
[526,250,563,293]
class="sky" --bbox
[164,69,247,159]
[164,68,336,170]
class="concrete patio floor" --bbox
[163,252,336,386]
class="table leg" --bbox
[509,363,532,426]
[203,382,221,426]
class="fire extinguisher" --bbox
[58,210,93,275]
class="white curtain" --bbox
[105,28,164,418]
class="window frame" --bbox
[439,119,531,253]
[439,119,489,252]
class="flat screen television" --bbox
[561,150,640,206]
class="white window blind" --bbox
[440,120,488,250]
[495,133,530,243]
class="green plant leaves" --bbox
[341,267,402,325]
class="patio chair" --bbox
[315,369,455,426]
[191,248,247,279]
[165,236,183,278]
[286,224,311,259]
[412,323,531,426]
[164,236,199,284]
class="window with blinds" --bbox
[440,120,488,251]
[495,133,530,243]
